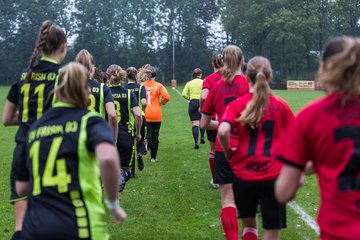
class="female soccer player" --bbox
[108,64,142,185]
[201,45,249,240]
[2,20,67,240]
[182,68,205,149]
[275,36,360,240]
[75,49,118,142]
[140,65,170,163]
[125,66,147,173]
[200,54,224,188]
[218,56,294,240]
[15,62,127,240]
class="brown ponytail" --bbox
[75,49,95,78]
[221,45,243,83]
[138,64,155,82]
[106,64,126,85]
[56,62,89,109]
[126,67,138,82]
[237,56,272,127]
[317,36,360,105]
[25,20,67,83]
[212,54,224,69]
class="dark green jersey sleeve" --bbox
[103,85,114,104]
[130,92,139,108]
[7,82,19,104]
[86,116,114,152]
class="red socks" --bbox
[242,228,258,240]
[209,152,215,177]
[221,207,238,240]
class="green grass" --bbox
[0,86,324,239]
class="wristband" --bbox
[104,198,120,210]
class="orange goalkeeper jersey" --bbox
[143,79,170,122]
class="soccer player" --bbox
[140,64,170,163]
[275,36,360,240]
[75,49,118,143]
[218,56,294,240]
[108,64,142,185]
[15,62,126,240]
[201,45,249,240]
[182,68,205,149]
[125,66,147,173]
[2,20,67,240]
[200,54,224,188]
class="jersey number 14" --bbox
[29,136,71,196]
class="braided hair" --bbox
[25,20,67,83]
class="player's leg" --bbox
[206,130,217,188]
[10,143,28,240]
[189,100,201,149]
[214,151,238,240]
[137,116,147,170]
[150,122,161,161]
[260,180,286,240]
[116,131,135,190]
[233,177,259,240]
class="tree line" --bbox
[0,0,359,86]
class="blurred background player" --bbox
[219,56,294,240]
[276,36,360,240]
[2,20,67,240]
[75,49,118,143]
[125,66,147,174]
[200,54,224,188]
[16,62,127,240]
[140,64,170,163]
[108,64,142,185]
[182,68,205,149]
[201,45,249,240]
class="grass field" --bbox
[0,86,324,239]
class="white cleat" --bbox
[210,178,219,189]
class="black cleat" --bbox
[194,143,199,149]
[200,138,205,144]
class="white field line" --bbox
[289,201,320,235]
[173,88,189,102]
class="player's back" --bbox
[224,94,294,181]
[202,71,222,92]
[143,80,169,122]
[8,58,61,143]
[110,85,137,134]
[88,79,113,118]
[281,92,360,239]
[23,104,111,240]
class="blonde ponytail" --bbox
[221,45,243,83]
[237,56,272,127]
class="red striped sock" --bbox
[221,207,238,240]
[209,152,215,177]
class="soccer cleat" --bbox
[210,178,219,189]
[194,143,199,149]
[138,155,145,171]
[143,142,148,155]
[150,158,157,163]
[200,138,205,144]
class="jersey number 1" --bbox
[248,120,274,157]
[30,136,71,196]
[335,126,360,192]
[21,83,45,122]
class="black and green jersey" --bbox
[6,57,61,143]
[125,82,146,114]
[110,85,139,135]
[88,79,113,118]
[22,102,114,240]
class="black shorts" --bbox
[188,99,201,121]
[213,151,234,184]
[117,131,135,168]
[206,129,217,142]
[10,142,28,203]
[233,177,287,229]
